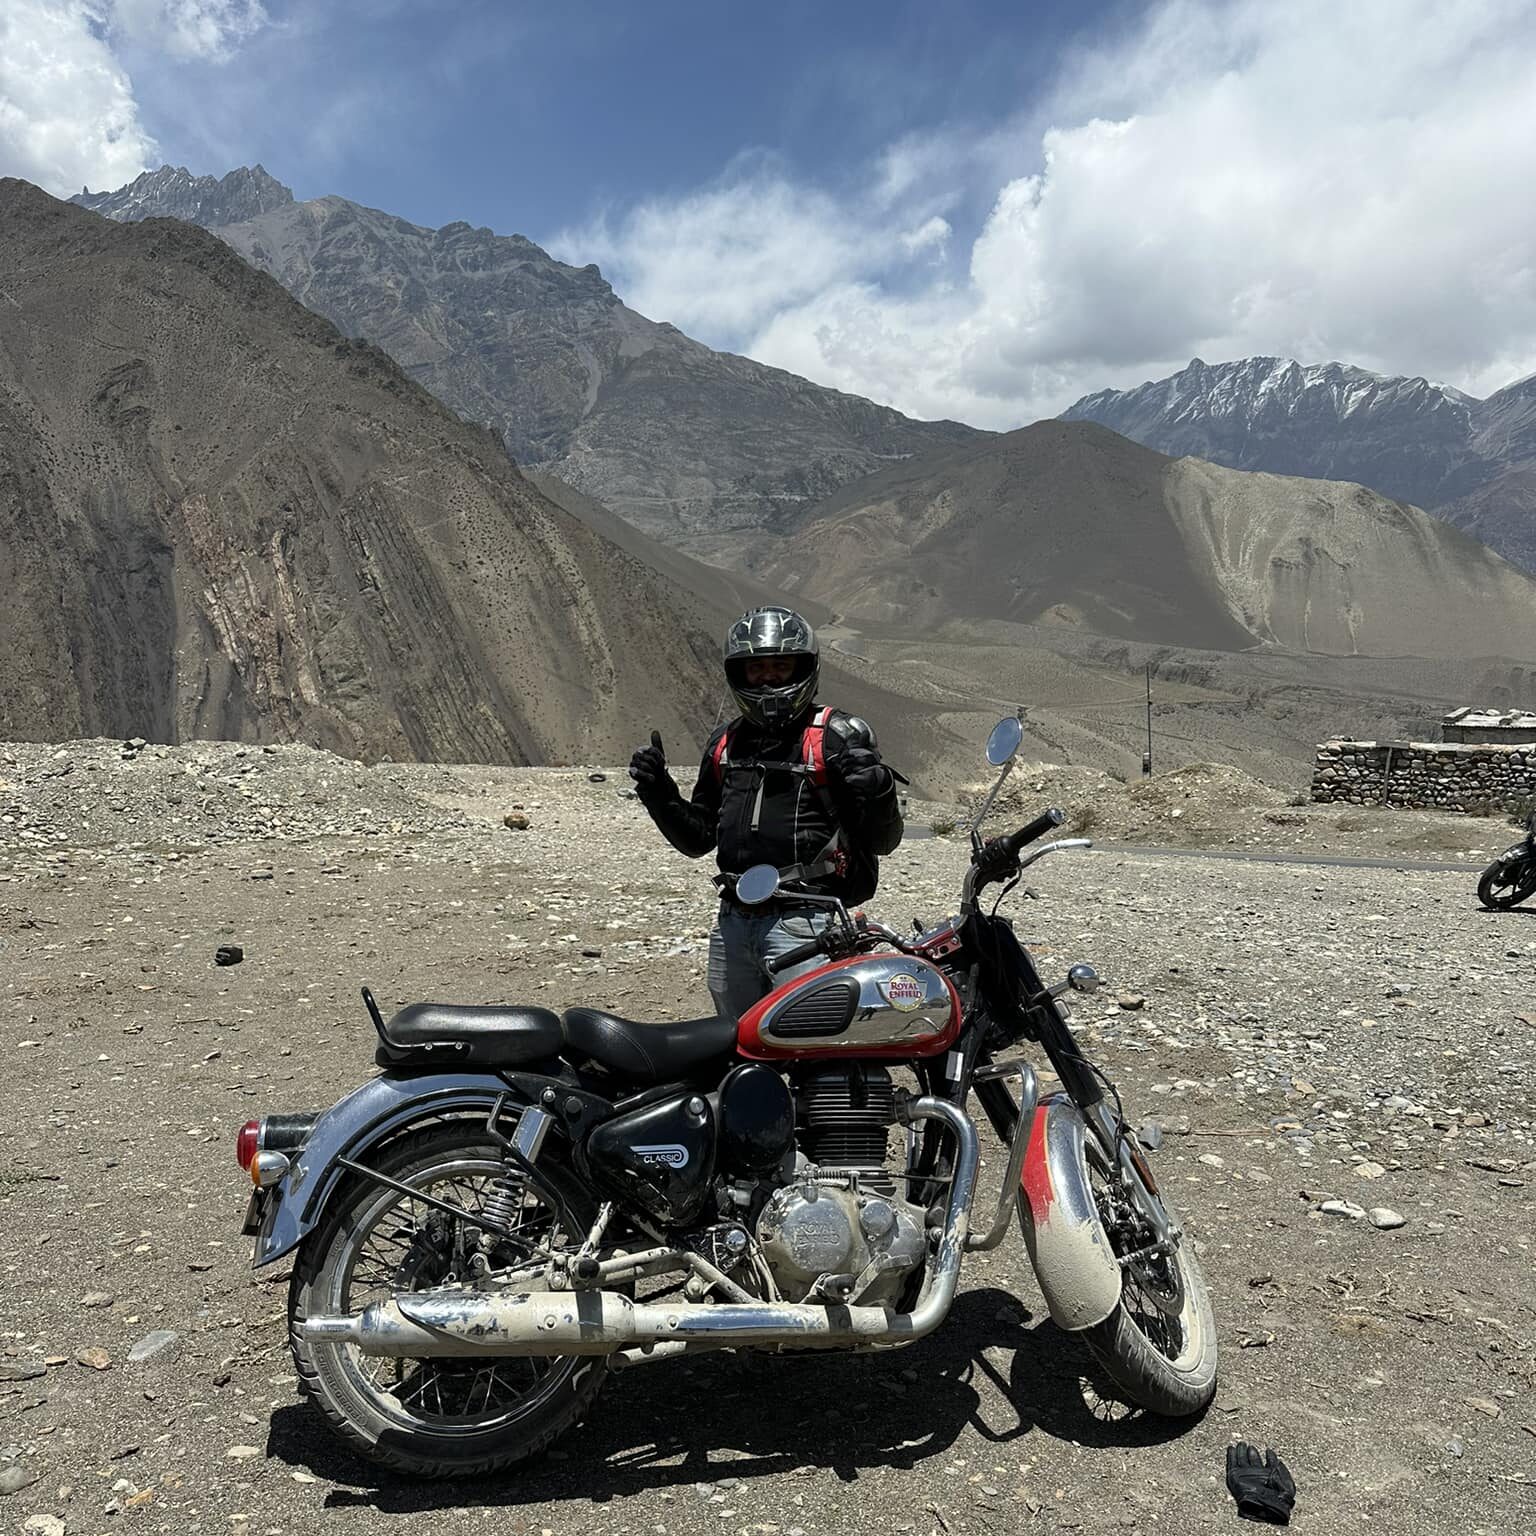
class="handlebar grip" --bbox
[765,938,827,975]
[1001,806,1066,858]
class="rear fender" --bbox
[251,1070,543,1268]
[1017,1093,1123,1331]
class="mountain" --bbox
[1062,356,1536,573]
[758,420,1536,661]
[71,167,982,556]
[0,179,724,763]
[1062,357,1482,507]
[73,164,295,225]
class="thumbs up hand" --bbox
[629,729,676,803]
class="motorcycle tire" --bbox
[288,1122,605,1478]
[1075,1143,1218,1417]
[1080,1238,1219,1418]
[1477,858,1536,911]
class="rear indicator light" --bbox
[236,1119,261,1170]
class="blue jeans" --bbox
[707,903,833,1026]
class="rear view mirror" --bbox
[986,717,1024,767]
[734,864,781,905]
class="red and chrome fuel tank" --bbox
[737,954,962,1060]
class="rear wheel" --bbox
[1477,856,1536,910]
[288,1123,604,1477]
[1078,1138,1218,1417]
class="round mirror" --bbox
[734,864,781,905]
[986,716,1024,767]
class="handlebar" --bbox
[765,938,829,975]
[997,806,1066,860]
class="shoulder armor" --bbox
[825,712,877,750]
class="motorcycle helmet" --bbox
[723,607,819,730]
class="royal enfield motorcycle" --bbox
[234,718,1217,1476]
[1477,807,1536,910]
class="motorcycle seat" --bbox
[376,1002,565,1068]
[562,1007,738,1085]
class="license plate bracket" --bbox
[240,1188,268,1238]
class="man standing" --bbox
[629,607,904,1024]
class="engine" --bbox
[794,1062,897,1190]
[755,1178,925,1304]
[753,1063,928,1304]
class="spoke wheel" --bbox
[289,1124,605,1477]
[1078,1135,1217,1417]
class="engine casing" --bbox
[755,1179,926,1304]
[737,955,961,1060]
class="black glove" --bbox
[1225,1443,1295,1525]
[628,730,678,803]
[838,744,891,799]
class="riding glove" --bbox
[629,730,679,804]
[838,744,892,799]
[1225,1443,1295,1525]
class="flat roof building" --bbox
[1442,707,1536,744]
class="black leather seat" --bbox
[562,1008,738,1085]
[377,1003,564,1068]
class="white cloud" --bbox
[560,0,1536,427]
[0,1,154,195]
[900,215,951,259]
[112,0,268,62]
[0,0,268,198]
[556,159,881,341]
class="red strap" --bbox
[710,725,732,783]
[803,706,831,787]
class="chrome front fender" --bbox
[1017,1093,1123,1331]
[251,1071,528,1268]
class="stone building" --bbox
[1441,707,1536,744]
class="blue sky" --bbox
[5,1,1536,426]
[107,0,1112,237]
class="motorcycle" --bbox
[233,717,1217,1477]
[1477,808,1536,910]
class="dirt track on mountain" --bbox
[2,764,1534,1536]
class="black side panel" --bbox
[717,1063,795,1175]
[586,1091,717,1225]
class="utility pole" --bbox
[1143,663,1153,776]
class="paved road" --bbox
[902,827,1486,875]
[1090,841,1485,874]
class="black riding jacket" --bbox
[637,709,904,905]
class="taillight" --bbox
[236,1119,261,1170]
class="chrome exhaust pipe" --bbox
[300,1097,979,1356]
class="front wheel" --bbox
[1079,1139,1218,1417]
[288,1122,605,1477]
[1477,854,1536,911]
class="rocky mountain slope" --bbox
[1062,356,1536,573]
[72,167,980,554]
[759,420,1536,660]
[0,179,725,763]
[72,163,296,225]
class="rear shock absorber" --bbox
[478,1105,554,1248]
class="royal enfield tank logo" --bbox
[631,1143,690,1169]
[880,973,927,1012]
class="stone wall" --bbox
[1310,740,1536,813]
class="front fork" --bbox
[974,997,1177,1254]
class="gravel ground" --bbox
[2,750,1534,1536]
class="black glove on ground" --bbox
[629,730,678,803]
[1225,1443,1295,1525]
[838,744,892,799]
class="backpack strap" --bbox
[801,706,833,787]
[710,724,733,784]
